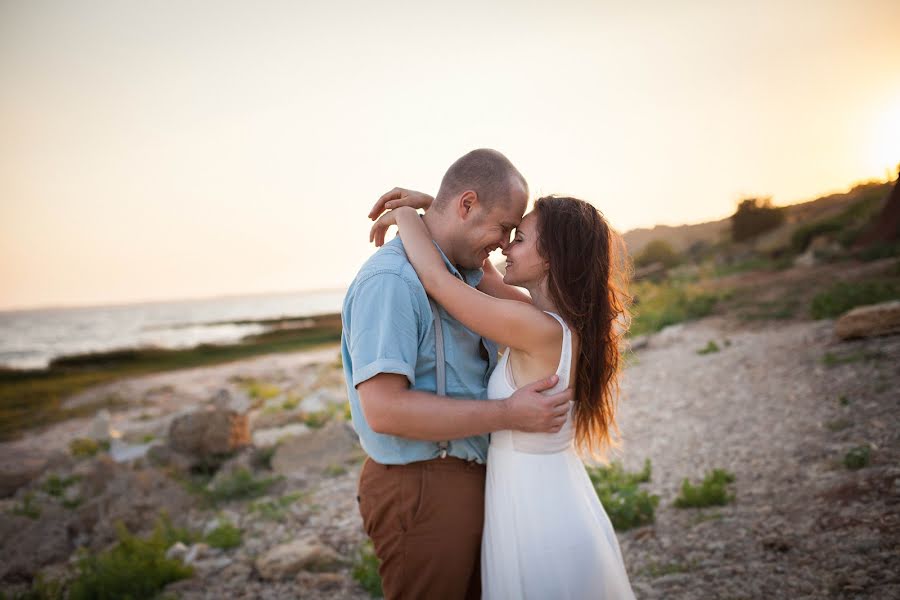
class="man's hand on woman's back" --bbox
[502,375,572,433]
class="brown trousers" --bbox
[357,456,486,600]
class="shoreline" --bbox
[0,314,343,442]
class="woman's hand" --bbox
[369,210,397,247]
[368,188,434,221]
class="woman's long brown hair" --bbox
[534,196,632,460]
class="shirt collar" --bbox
[432,240,484,288]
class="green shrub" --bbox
[0,574,62,599]
[792,192,883,253]
[67,521,193,600]
[821,349,886,368]
[69,438,109,458]
[586,459,659,531]
[843,446,871,470]
[303,411,330,429]
[205,522,242,550]
[674,468,736,508]
[629,281,719,337]
[11,492,41,520]
[696,341,720,355]
[634,240,681,269]
[249,492,306,522]
[810,281,900,319]
[207,469,280,504]
[731,197,785,242]
[856,241,900,262]
[352,540,383,597]
[41,474,79,497]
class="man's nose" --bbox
[498,237,510,252]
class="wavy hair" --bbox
[534,196,633,459]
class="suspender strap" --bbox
[429,298,450,459]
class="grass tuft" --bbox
[843,446,871,470]
[352,540,383,598]
[674,468,736,508]
[586,459,659,531]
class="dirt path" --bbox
[615,315,899,599]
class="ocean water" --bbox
[0,289,346,370]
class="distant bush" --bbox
[674,468,736,508]
[731,198,785,242]
[206,469,280,504]
[792,192,884,253]
[810,281,900,319]
[352,540,383,597]
[634,240,681,269]
[696,341,720,355]
[67,520,193,600]
[205,522,242,550]
[843,446,872,470]
[856,241,900,262]
[629,281,718,336]
[586,459,659,531]
[11,492,41,520]
[41,474,79,497]
[69,437,109,458]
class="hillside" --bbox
[622,180,895,256]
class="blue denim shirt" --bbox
[341,237,499,464]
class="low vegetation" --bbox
[352,540,383,598]
[629,281,719,337]
[0,319,342,442]
[205,469,282,505]
[810,280,900,319]
[204,522,242,550]
[673,468,736,508]
[843,446,872,470]
[586,459,659,531]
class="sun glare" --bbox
[870,100,900,176]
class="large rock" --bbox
[0,506,72,582]
[255,536,345,580]
[0,448,49,498]
[835,300,900,340]
[271,420,362,478]
[168,407,250,461]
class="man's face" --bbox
[457,179,528,269]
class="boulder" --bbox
[255,536,345,580]
[0,448,49,498]
[0,506,72,582]
[252,423,310,448]
[168,407,250,461]
[835,300,900,340]
[271,420,362,479]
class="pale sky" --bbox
[1,0,899,311]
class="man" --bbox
[341,149,573,599]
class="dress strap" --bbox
[542,311,572,387]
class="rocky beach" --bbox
[1,258,898,599]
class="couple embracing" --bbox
[340,149,636,599]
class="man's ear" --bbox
[456,190,479,220]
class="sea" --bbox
[0,289,346,370]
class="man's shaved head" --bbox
[433,148,528,212]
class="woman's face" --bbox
[502,211,548,287]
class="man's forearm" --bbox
[363,389,510,441]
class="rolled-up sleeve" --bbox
[348,272,421,389]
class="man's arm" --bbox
[358,373,571,440]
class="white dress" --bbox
[481,312,636,600]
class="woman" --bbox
[370,191,636,599]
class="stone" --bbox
[185,543,209,565]
[255,537,345,580]
[168,407,251,461]
[835,300,900,340]
[252,423,310,448]
[166,542,189,561]
[146,443,193,474]
[88,409,112,441]
[0,448,49,498]
[271,420,362,479]
[0,505,71,581]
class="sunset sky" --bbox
[1,0,899,311]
